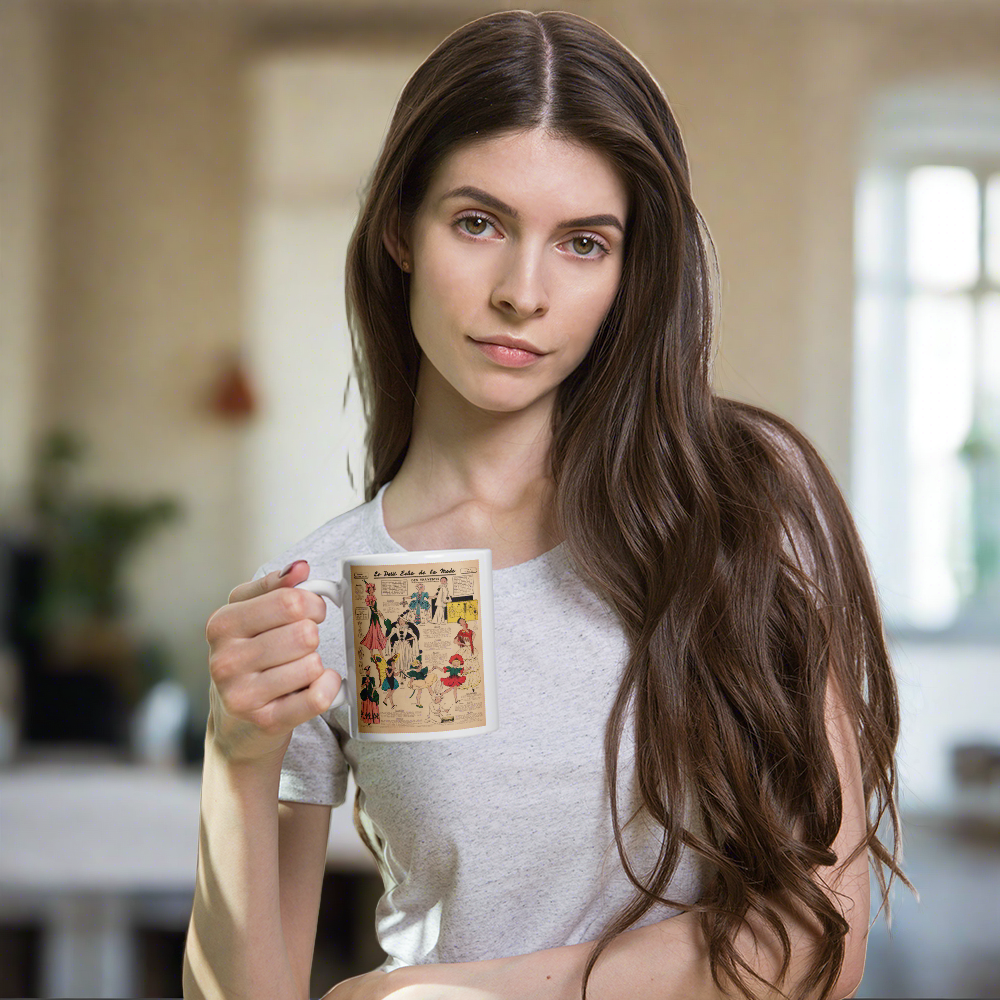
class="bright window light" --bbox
[906,166,980,291]
[854,158,1000,634]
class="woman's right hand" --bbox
[204,559,343,766]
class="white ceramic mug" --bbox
[297,549,498,742]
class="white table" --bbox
[0,755,374,998]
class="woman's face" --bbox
[390,128,628,417]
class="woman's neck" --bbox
[381,388,563,565]
[383,468,561,567]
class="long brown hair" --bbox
[344,11,913,1000]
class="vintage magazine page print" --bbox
[348,558,486,734]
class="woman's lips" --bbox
[471,339,543,368]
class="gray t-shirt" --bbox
[262,482,707,970]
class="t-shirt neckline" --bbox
[364,481,572,583]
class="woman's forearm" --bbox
[182,734,300,1000]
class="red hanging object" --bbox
[210,354,256,419]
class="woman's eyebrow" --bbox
[440,185,624,233]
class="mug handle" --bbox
[296,578,348,711]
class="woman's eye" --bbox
[456,214,610,257]
[568,235,610,258]
[457,214,495,236]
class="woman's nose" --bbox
[490,249,549,319]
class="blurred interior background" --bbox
[1,0,998,996]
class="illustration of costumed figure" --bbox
[462,650,484,694]
[453,617,476,659]
[443,653,467,691]
[410,662,449,713]
[387,609,420,678]
[360,658,382,725]
[434,653,467,723]
[359,580,388,653]
[382,652,400,709]
[431,576,451,623]
[404,652,430,708]
[408,581,430,625]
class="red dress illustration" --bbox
[442,653,467,688]
[359,581,388,652]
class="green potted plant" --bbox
[29,429,183,708]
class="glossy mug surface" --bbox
[297,549,497,742]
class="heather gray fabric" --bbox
[260,482,707,970]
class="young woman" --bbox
[184,11,913,1000]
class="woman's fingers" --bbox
[245,668,344,735]
[208,583,327,646]
[219,618,322,677]
[227,559,310,604]
[204,559,341,760]
[226,654,342,715]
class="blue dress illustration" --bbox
[408,582,430,624]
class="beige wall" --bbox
[4,0,1000,701]
[0,0,54,514]
[40,3,249,693]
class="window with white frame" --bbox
[853,83,1000,635]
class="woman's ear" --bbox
[382,212,412,272]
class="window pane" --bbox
[853,290,911,628]
[906,293,976,628]
[970,295,1000,601]
[906,294,976,457]
[906,166,980,290]
[981,293,1000,426]
[856,168,896,280]
[909,458,970,627]
[987,174,1000,285]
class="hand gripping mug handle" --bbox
[296,577,348,711]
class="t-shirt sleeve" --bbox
[248,564,350,808]
[278,711,350,808]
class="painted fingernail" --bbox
[279,560,306,578]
